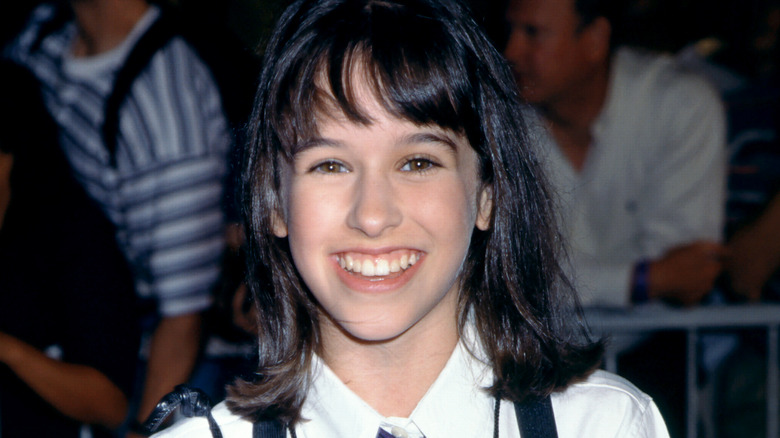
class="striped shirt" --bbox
[6,4,231,316]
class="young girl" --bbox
[154,0,669,436]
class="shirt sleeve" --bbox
[571,260,635,307]
[120,155,227,316]
[552,371,671,438]
[116,37,231,317]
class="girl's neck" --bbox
[320,311,459,418]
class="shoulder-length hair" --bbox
[228,0,603,424]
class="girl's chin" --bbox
[319,312,413,344]
[340,320,413,344]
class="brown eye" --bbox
[312,161,348,173]
[401,158,436,172]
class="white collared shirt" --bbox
[296,341,501,438]
[155,337,669,438]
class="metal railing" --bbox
[585,304,780,438]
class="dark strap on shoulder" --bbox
[248,396,556,438]
[140,384,223,438]
[102,10,177,167]
[514,395,558,438]
[252,420,287,438]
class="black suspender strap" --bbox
[514,395,558,438]
[140,384,223,438]
[101,10,177,167]
[141,383,285,438]
[252,419,286,438]
[249,395,558,438]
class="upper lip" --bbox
[331,245,422,256]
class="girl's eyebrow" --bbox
[291,137,341,156]
[292,129,460,156]
[401,131,459,151]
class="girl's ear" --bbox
[271,208,288,238]
[476,185,493,231]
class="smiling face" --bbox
[273,98,491,347]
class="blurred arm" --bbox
[0,331,127,428]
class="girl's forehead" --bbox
[313,63,385,115]
[299,111,466,158]
[312,72,459,134]
[310,97,466,143]
[284,54,473,156]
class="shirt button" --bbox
[390,426,409,438]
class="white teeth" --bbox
[361,259,375,276]
[338,253,420,276]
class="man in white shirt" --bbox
[503,1,726,435]
[503,0,727,308]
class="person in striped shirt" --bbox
[5,0,232,434]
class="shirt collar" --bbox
[297,329,498,438]
[62,5,161,77]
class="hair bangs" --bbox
[272,0,478,156]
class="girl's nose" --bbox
[346,172,402,237]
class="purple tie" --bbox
[376,428,397,438]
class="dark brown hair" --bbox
[228,0,602,424]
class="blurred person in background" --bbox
[3,0,233,434]
[0,60,139,438]
[503,0,727,309]
[503,0,727,436]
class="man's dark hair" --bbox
[574,0,619,27]
[229,0,603,425]
[574,0,626,47]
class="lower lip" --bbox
[333,256,423,293]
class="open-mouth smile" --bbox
[335,249,422,277]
